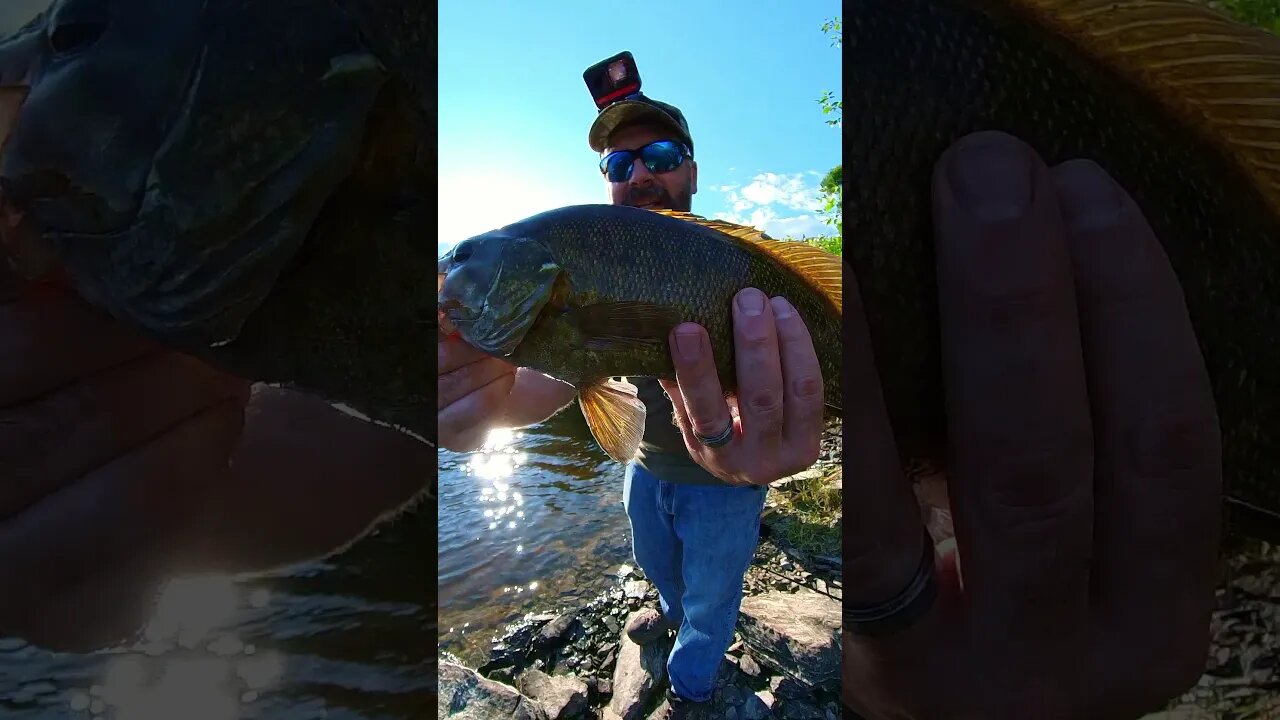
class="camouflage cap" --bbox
[589,94,694,157]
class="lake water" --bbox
[437,410,635,667]
[0,501,433,720]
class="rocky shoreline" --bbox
[1150,540,1280,719]
[439,425,845,720]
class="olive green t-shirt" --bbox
[630,377,731,486]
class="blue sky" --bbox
[438,1,843,257]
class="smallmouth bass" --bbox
[438,204,843,462]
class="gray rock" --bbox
[518,669,588,720]
[623,580,649,599]
[781,699,823,719]
[770,676,811,701]
[608,611,673,720]
[534,612,579,653]
[738,590,841,689]
[439,662,548,720]
[742,690,776,720]
[739,653,762,678]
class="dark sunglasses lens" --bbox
[604,152,635,182]
[642,142,684,173]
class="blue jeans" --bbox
[622,463,768,702]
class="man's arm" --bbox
[204,384,432,571]
[502,367,578,427]
[0,283,433,649]
[438,339,577,452]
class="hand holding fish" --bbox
[437,334,519,451]
[842,132,1221,719]
[437,333,581,452]
[658,288,825,486]
[0,284,431,651]
[0,283,250,648]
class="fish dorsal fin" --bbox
[1009,0,1280,216]
[650,210,843,317]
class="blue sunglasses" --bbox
[599,140,691,183]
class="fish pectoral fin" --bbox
[570,302,682,352]
[579,378,647,463]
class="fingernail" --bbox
[1054,160,1125,231]
[770,296,794,319]
[674,328,702,362]
[947,134,1034,221]
[736,288,766,316]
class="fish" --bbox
[0,0,433,448]
[437,204,844,463]
[849,0,1280,542]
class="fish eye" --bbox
[451,240,475,264]
[49,21,105,54]
[48,20,106,55]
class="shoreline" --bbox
[440,423,845,719]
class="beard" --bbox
[625,183,692,212]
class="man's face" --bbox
[602,124,697,212]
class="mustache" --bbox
[626,185,672,206]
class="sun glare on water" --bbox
[468,429,531,537]
[65,576,284,720]
[461,427,545,602]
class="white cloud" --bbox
[715,206,829,240]
[711,171,831,239]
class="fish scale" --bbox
[850,0,1280,540]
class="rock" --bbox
[1140,708,1216,720]
[603,615,620,635]
[439,662,548,720]
[534,612,579,654]
[743,690,776,720]
[769,675,810,700]
[608,611,674,720]
[623,580,649,599]
[488,666,516,685]
[738,590,841,689]
[781,699,823,719]
[518,669,588,720]
[739,654,762,678]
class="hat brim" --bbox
[589,100,692,153]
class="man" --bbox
[439,91,827,716]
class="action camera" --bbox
[584,51,642,110]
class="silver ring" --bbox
[694,419,734,448]
[844,528,939,637]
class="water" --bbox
[0,501,432,720]
[437,410,635,667]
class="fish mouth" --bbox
[437,297,477,336]
[437,236,561,358]
[0,191,63,284]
